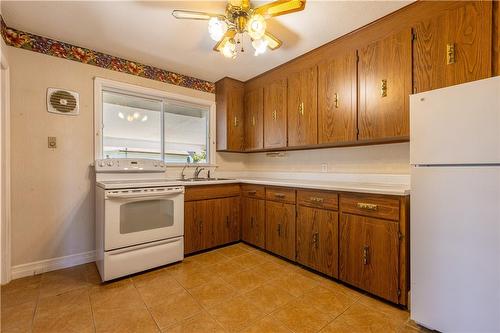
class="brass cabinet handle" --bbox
[381,79,387,97]
[363,245,369,265]
[272,110,277,120]
[233,116,239,127]
[247,190,257,195]
[333,93,339,108]
[357,202,378,211]
[447,43,456,64]
[309,197,324,203]
[251,115,256,126]
[298,102,304,115]
[274,193,286,199]
[312,233,319,249]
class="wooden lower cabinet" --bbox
[339,213,400,303]
[296,206,339,278]
[241,197,265,248]
[265,201,296,260]
[184,196,240,254]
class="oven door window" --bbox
[120,199,173,234]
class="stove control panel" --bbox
[95,158,166,173]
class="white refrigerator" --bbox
[410,76,500,332]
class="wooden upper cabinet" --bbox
[318,51,357,145]
[216,78,245,151]
[244,88,264,151]
[413,1,492,93]
[358,29,412,141]
[264,79,287,149]
[287,66,318,147]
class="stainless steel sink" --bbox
[177,178,235,182]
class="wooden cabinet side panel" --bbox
[318,50,357,144]
[184,201,200,254]
[264,79,288,149]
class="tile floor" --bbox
[1,243,428,333]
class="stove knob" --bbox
[107,161,114,167]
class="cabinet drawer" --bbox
[266,187,296,204]
[241,184,265,199]
[340,193,400,221]
[297,190,338,210]
[185,184,240,201]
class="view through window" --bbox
[102,90,209,164]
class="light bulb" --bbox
[247,14,266,40]
[252,38,268,56]
[208,17,228,42]
[133,112,140,119]
[221,40,236,58]
[118,112,124,119]
[127,114,134,122]
[141,115,148,122]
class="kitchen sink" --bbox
[177,178,235,182]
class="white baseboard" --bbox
[11,251,96,280]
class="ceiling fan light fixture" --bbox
[221,39,237,58]
[208,17,228,42]
[247,14,266,40]
[252,38,268,56]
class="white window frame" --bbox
[94,77,216,166]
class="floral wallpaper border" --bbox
[0,16,215,94]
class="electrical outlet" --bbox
[321,163,328,173]
[48,136,57,149]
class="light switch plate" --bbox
[321,163,328,173]
[48,137,57,149]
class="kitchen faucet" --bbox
[193,166,205,179]
[180,164,188,180]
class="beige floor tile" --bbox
[357,294,409,324]
[134,271,184,308]
[207,297,264,332]
[39,265,90,298]
[93,306,159,333]
[187,278,236,309]
[209,258,247,277]
[310,275,364,300]
[221,269,268,293]
[331,302,402,333]
[1,300,36,333]
[163,311,226,333]
[240,316,293,333]
[215,244,251,258]
[1,275,41,308]
[172,268,216,289]
[234,243,259,252]
[189,251,229,266]
[148,289,202,329]
[301,286,357,317]
[229,252,268,270]
[252,261,294,281]
[90,281,144,310]
[243,282,296,314]
[32,288,94,333]
[164,260,204,276]
[268,272,319,297]
[272,298,334,333]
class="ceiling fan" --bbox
[172,0,306,59]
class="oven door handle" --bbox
[106,189,184,200]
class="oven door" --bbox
[104,187,184,251]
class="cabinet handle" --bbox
[274,193,286,199]
[381,79,387,97]
[233,116,239,127]
[312,233,319,249]
[447,43,456,65]
[298,102,304,115]
[333,93,339,108]
[309,197,324,203]
[251,116,256,127]
[363,245,369,265]
[357,202,378,211]
[272,110,277,120]
[277,224,281,236]
[247,190,257,195]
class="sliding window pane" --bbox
[164,101,209,164]
[102,91,162,159]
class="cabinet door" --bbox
[264,79,287,149]
[318,51,357,145]
[287,66,318,147]
[213,197,240,246]
[358,29,412,141]
[265,201,296,260]
[413,1,492,93]
[296,206,339,278]
[227,84,245,151]
[244,88,264,151]
[242,197,265,248]
[339,213,400,303]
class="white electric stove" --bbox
[95,158,184,281]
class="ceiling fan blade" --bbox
[213,30,237,52]
[172,10,222,20]
[263,31,282,50]
[254,0,306,18]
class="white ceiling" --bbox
[2,1,412,82]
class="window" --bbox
[95,78,214,164]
